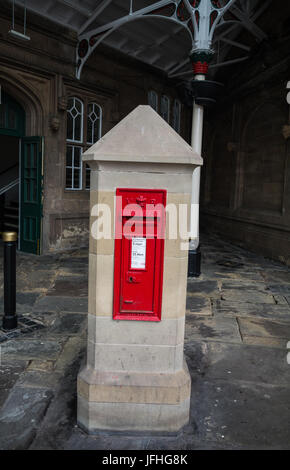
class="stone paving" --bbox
[0,234,290,450]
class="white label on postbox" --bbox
[131,238,146,269]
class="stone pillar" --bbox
[77,105,202,433]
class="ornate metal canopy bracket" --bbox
[76,0,238,80]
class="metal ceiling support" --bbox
[209,55,249,68]
[219,37,250,51]
[79,0,113,35]
[55,0,91,17]
[230,3,267,41]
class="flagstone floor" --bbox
[0,234,289,450]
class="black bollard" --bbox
[2,232,18,331]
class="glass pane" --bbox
[74,114,81,142]
[88,103,102,144]
[161,96,170,122]
[66,146,73,166]
[173,100,181,133]
[75,99,82,113]
[87,118,93,144]
[66,168,73,189]
[67,113,73,140]
[67,97,83,142]
[74,147,81,167]
[148,91,158,112]
[73,168,80,189]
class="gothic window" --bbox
[172,99,181,133]
[87,102,102,145]
[66,97,102,190]
[148,90,159,112]
[67,97,83,143]
[160,95,170,123]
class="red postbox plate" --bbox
[113,188,166,322]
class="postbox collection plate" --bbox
[113,188,167,322]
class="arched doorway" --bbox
[0,91,43,254]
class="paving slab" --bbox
[184,315,241,344]
[0,360,29,408]
[16,269,56,291]
[184,340,290,386]
[213,300,290,322]
[242,336,289,349]
[0,387,54,450]
[266,284,290,296]
[220,280,269,292]
[220,289,275,304]
[64,430,148,451]
[27,361,55,372]
[261,270,290,284]
[202,267,264,282]
[189,378,290,449]
[47,279,88,298]
[16,370,62,390]
[0,292,41,314]
[56,267,89,277]
[187,280,219,295]
[33,296,88,314]
[186,296,212,316]
[238,317,290,341]
[47,313,87,336]
[1,339,63,361]
[59,257,88,269]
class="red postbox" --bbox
[113,188,167,322]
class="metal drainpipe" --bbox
[188,74,205,277]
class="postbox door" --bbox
[120,235,157,314]
[113,189,166,322]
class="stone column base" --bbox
[77,361,191,434]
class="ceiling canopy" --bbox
[12,0,271,80]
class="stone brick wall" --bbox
[201,7,290,266]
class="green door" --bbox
[20,137,43,255]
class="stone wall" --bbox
[201,5,290,265]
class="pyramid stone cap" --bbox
[83,105,203,166]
